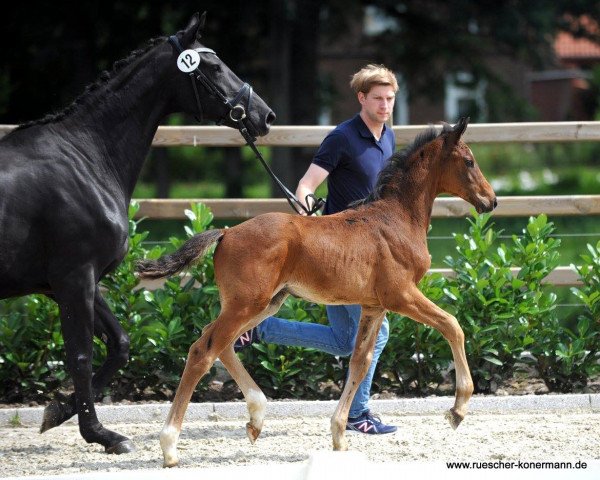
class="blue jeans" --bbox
[256,305,389,418]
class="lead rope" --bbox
[237,126,324,216]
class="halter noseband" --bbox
[168,35,324,216]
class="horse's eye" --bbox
[211,64,222,73]
[465,159,474,168]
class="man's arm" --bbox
[296,163,329,213]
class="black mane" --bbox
[351,124,452,207]
[13,35,168,132]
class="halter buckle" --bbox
[229,105,247,122]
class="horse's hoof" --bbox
[246,422,261,444]
[445,408,464,430]
[105,439,136,454]
[40,401,62,433]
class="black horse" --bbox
[0,12,274,453]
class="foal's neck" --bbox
[380,162,441,234]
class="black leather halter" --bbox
[169,35,323,216]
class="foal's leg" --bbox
[216,290,288,444]
[50,268,133,453]
[160,308,262,467]
[331,306,386,451]
[41,287,130,436]
[219,344,266,443]
[396,286,474,429]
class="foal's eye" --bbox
[464,159,474,168]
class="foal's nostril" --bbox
[493,197,498,209]
[265,111,276,127]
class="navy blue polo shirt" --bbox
[312,114,396,215]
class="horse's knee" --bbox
[112,334,130,366]
[66,353,92,375]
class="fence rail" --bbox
[2,121,600,145]
[137,266,580,290]
[136,195,600,220]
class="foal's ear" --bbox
[443,116,469,149]
[453,116,469,137]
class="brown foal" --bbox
[136,117,497,467]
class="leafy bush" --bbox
[1,203,597,403]
[531,240,600,392]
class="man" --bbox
[236,64,398,434]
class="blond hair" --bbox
[350,64,398,94]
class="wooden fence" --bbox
[2,121,599,287]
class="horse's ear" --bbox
[442,116,469,149]
[181,12,202,45]
[198,11,207,34]
[453,116,469,138]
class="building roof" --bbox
[555,16,600,59]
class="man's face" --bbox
[358,85,396,124]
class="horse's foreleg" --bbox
[50,269,133,454]
[218,344,266,444]
[160,314,248,468]
[41,288,130,434]
[395,286,474,429]
[331,306,386,451]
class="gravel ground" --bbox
[1,409,599,478]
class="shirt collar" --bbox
[353,113,387,141]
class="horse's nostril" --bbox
[493,198,498,209]
[265,111,276,127]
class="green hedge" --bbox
[0,203,598,403]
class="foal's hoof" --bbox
[246,422,261,444]
[105,439,136,455]
[445,408,464,430]
[40,401,63,433]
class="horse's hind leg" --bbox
[331,306,386,451]
[41,287,130,436]
[50,268,133,454]
[218,344,266,444]
[161,308,260,467]
[216,289,288,444]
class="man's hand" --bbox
[296,164,329,215]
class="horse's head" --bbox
[169,12,275,137]
[437,117,497,213]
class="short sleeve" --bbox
[312,132,348,173]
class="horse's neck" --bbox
[64,50,170,198]
[384,163,440,232]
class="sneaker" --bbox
[233,327,259,352]
[346,411,397,435]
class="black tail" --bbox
[136,229,223,279]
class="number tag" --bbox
[177,49,200,73]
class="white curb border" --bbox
[1,393,598,427]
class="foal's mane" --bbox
[12,35,168,132]
[351,123,453,207]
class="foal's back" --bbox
[212,209,391,307]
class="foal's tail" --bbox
[135,229,224,279]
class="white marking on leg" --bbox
[160,425,180,467]
[246,388,267,427]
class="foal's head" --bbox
[433,117,497,213]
